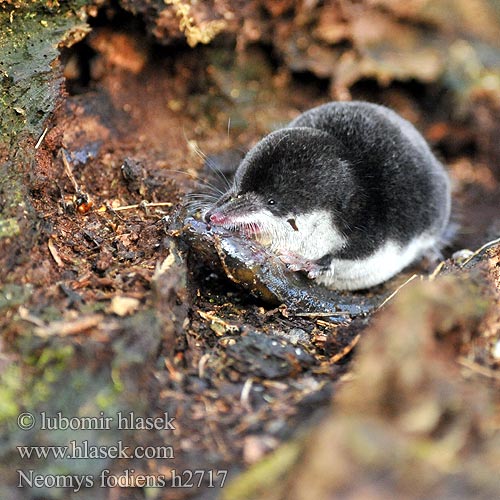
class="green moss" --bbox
[0,0,90,243]
[0,343,74,425]
[0,217,20,237]
[0,1,89,143]
[0,364,23,422]
[0,283,33,311]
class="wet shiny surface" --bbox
[174,214,387,320]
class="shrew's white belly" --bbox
[213,207,438,290]
[317,234,438,290]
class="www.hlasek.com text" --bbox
[18,440,174,460]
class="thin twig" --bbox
[376,273,419,311]
[290,311,352,317]
[329,334,361,364]
[34,314,103,337]
[428,260,445,281]
[109,201,173,212]
[459,237,500,268]
[35,127,49,149]
[61,149,80,192]
[18,307,46,328]
[316,319,340,329]
[457,357,500,381]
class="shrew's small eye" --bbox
[268,199,275,205]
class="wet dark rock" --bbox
[173,215,385,320]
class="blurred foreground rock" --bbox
[224,271,500,500]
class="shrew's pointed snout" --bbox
[204,191,235,225]
[204,208,228,225]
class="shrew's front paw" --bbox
[278,252,324,279]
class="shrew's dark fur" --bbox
[203,102,450,260]
[226,101,450,259]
